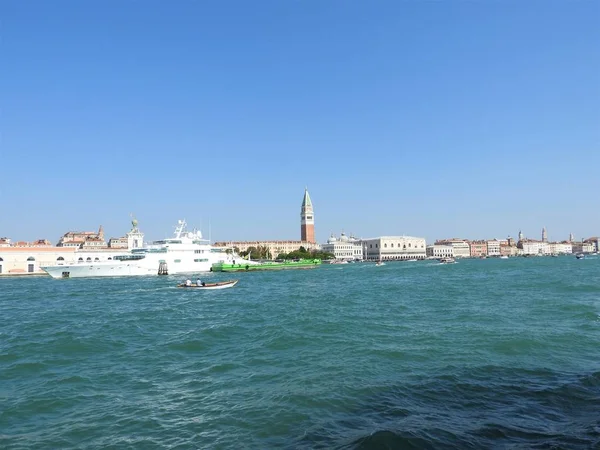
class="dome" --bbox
[339,232,349,242]
[327,233,337,244]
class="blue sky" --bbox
[2,0,599,244]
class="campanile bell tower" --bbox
[301,188,315,243]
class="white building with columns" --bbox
[361,236,427,261]
[426,245,454,258]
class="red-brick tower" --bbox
[300,188,315,243]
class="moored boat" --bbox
[177,280,238,290]
[42,219,249,279]
[212,259,321,272]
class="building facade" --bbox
[362,236,427,261]
[435,239,470,258]
[213,240,320,259]
[487,240,501,257]
[426,245,454,258]
[321,233,363,261]
[549,242,573,254]
[572,241,595,254]
[518,240,549,255]
[469,241,488,257]
[0,247,131,275]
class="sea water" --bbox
[1,257,599,449]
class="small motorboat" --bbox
[575,253,585,260]
[439,257,456,264]
[177,280,239,290]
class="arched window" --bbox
[0,257,3,261]
[384,243,387,248]
[391,243,394,248]
[108,257,112,260]
[27,256,35,261]
[86,257,92,262]
[94,257,99,262]
[408,243,412,248]
[57,257,64,261]
[403,244,406,249]
[78,257,83,262]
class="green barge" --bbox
[211,259,321,272]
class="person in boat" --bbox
[196,278,203,287]
[185,279,192,287]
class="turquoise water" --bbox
[1,257,599,449]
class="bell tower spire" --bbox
[300,187,315,243]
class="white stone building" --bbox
[549,242,573,254]
[362,236,427,261]
[518,240,550,255]
[486,240,502,257]
[426,245,454,258]
[321,233,363,261]
[435,239,470,258]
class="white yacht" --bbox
[42,220,249,279]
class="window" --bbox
[194,258,209,262]
[78,257,83,262]
[86,257,92,262]
[94,258,100,262]
[27,256,35,261]
[384,244,387,248]
[306,216,313,220]
[174,259,181,263]
[108,257,112,260]
[57,257,65,261]
[391,243,394,248]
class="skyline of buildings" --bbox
[1,187,598,251]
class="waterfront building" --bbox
[486,239,501,257]
[426,244,454,258]
[500,242,512,257]
[362,236,427,261]
[213,240,320,259]
[435,239,470,258]
[518,239,550,255]
[583,237,599,253]
[572,241,595,254]
[321,233,363,261]
[469,240,488,257]
[57,225,106,248]
[549,242,573,254]
[0,238,11,247]
[0,245,132,275]
[300,188,315,244]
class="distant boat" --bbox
[500,255,509,259]
[177,280,238,290]
[576,253,585,260]
[439,257,456,264]
[376,257,385,266]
